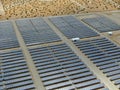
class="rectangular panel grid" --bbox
[0,71,4,90]
[0,50,35,90]
[73,37,120,89]
[49,16,99,39]
[82,16,120,32]
[29,43,108,90]
[0,21,19,50]
[16,18,61,46]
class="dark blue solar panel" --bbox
[0,21,19,50]
[82,16,120,32]
[29,43,107,90]
[49,16,99,39]
[0,50,35,90]
[16,18,61,46]
[73,37,120,88]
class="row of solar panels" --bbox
[49,16,99,39]
[0,43,110,90]
[29,43,109,90]
[0,21,19,50]
[0,15,119,50]
[0,50,35,90]
[16,18,61,46]
[73,37,120,89]
[82,16,120,32]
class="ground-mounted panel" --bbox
[49,16,99,39]
[29,43,108,90]
[0,21,19,50]
[73,37,120,89]
[82,16,120,32]
[0,49,35,90]
[16,18,61,46]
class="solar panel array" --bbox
[0,21,19,50]
[0,14,120,90]
[29,43,108,90]
[0,50,35,90]
[16,18,61,46]
[82,16,120,32]
[49,16,99,39]
[73,37,120,89]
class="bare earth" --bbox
[0,0,120,19]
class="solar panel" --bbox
[29,43,108,90]
[49,16,99,39]
[0,50,35,90]
[82,16,120,32]
[0,75,4,90]
[0,21,19,50]
[73,37,120,89]
[16,18,61,46]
